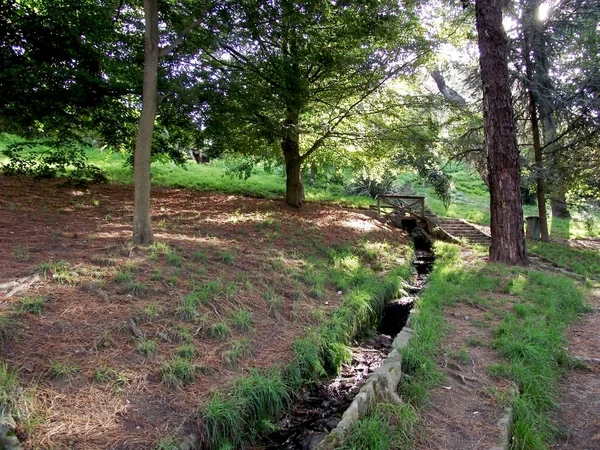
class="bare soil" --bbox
[414,248,600,450]
[551,289,600,450]
[413,252,513,450]
[0,176,409,449]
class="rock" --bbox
[325,417,341,431]
[0,414,22,450]
[303,431,328,450]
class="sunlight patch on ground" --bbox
[339,218,379,232]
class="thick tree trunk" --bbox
[132,0,159,245]
[282,136,304,208]
[476,0,528,265]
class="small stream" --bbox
[252,235,434,450]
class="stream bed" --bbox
[251,245,434,450]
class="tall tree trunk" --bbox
[475,0,528,265]
[524,17,550,241]
[132,0,159,245]
[529,97,550,241]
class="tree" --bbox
[133,0,160,245]
[201,0,427,207]
[475,0,528,265]
[132,1,214,244]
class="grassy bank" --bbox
[340,242,590,449]
[190,245,414,449]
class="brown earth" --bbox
[551,289,600,450]
[413,251,514,450]
[414,247,600,450]
[0,175,410,449]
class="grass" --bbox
[160,358,196,388]
[222,338,253,366]
[13,296,46,316]
[0,362,33,435]
[344,241,589,450]
[38,260,74,284]
[209,321,231,340]
[230,309,253,332]
[196,243,414,447]
[488,270,589,449]
[93,366,128,390]
[48,359,79,379]
[527,239,600,279]
[13,244,30,261]
[136,338,157,356]
[340,402,418,450]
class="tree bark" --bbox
[475,0,528,265]
[282,134,305,208]
[523,17,550,241]
[529,98,550,241]
[132,0,159,245]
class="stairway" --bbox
[432,217,491,246]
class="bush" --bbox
[1,139,107,184]
[346,172,398,198]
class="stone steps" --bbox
[433,218,491,246]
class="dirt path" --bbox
[551,289,600,450]
[414,299,512,449]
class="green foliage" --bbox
[233,370,290,428]
[346,171,398,198]
[0,362,33,423]
[489,270,588,448]
[93,366,128,390]
[13,244,30,261]
[154,437,180,450]
[222,338,253,366]
[1,140,107,184]
[209,321,231,340]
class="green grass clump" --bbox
[199,394,247,449]
[341,402,418,450]
[176,344,196,360]
[154,437,179,450]
[160,358,196,388]
[230,309,253,332]
[193,241,414,447]
[13,296,46,316]
[48,359,79,379]
[93,366,128,390]
[0,362,32,423]
[136,338,157,356]
[209,321,231,340]
[222,338,253,366]
[38,260,74,284]
[177,286,216,320]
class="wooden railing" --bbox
[373,194,426,219]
